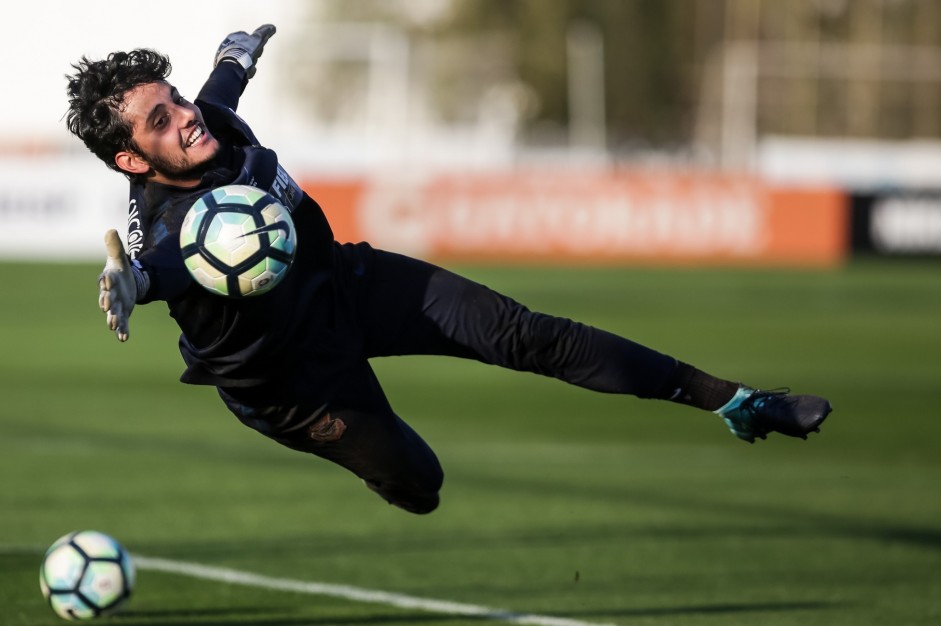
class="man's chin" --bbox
[157,148,221,184]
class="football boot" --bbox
[716,386,832,443]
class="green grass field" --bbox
[1,259,939,625]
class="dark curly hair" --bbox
[65,49,171,177]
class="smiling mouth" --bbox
[184,124,205,149]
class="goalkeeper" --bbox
[66,25,831,515]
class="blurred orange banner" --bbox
[303,170,848,266]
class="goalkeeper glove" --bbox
[98,230,148,343]
[213,24,277,79]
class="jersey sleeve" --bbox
[195,61,248,112]
[127,182,204,304]
[134,233,194,304]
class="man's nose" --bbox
[177,103,196,124]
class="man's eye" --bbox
[155,114,168,129]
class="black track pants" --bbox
[219,242,677,513]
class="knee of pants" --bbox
[365,477,442,515]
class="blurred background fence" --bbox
[3,0,941,263]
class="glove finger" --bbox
[104,229,130,269]
[112,306,129,341]
[115,317,129,342]
[100,290,111,312]
[252,24,276,44]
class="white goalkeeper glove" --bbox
[213,24,277,79]
[98,230,141,343]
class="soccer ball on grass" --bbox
[39,530,135,620]
[180,184,297,297]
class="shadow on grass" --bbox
[113,606,455,624]
[109,609,518,625]
[107,599,839,625]
[454,472,941,552]
[134,511,941,568]
[570,599,839,619]
[128,461,941,565]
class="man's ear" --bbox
[114,151,151,176]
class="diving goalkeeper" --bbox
[66,25,831,515]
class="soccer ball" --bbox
[180,184,297,297]
[39,531,135,620]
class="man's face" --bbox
[118,81,220,186]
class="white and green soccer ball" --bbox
[180,184,297,298]
[39,531,135,621]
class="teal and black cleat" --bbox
[715,386,832,443]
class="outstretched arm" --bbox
[197,24,277,112]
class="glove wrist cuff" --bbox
[217,47,253,72]
[131,261,151,303]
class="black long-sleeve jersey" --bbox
[127,62,336,388]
